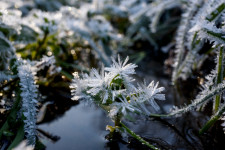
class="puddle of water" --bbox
[38,102,112,150]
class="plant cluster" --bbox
[70,56,165,149]
[0,0,225,149]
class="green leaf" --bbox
[12,25,38,43]
[206,3,225,22]
[7,125,25,150]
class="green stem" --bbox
[214,95,221,112]
[214,47,224,112]
[205,29,225,43]
[33,31,49,59]
[206,3,225,22]
[199,103,225,135]
[120,122,159,150]
[149,113,171,118]
[114,115,121,127]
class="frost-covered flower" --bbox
[105,55,137,91]
[70,72,89,101]
[18,62,38,146]
[70,55,165,120]
[105,55,137,77]
[134,81,165,111]
[86,68,112,104]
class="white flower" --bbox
[105,55,137,91]
[70,55,166,120]
[135,81,165,111]
[70,72,89,101]
[105,55,137,77]
[86,68,112,104]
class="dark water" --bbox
[38,102,111,150]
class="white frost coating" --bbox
[173,0,225,82]
[0,71,16,83]
[18,62,38,146]
[170,80,225,116]
[0,9,22,33]
[33,55,56,71]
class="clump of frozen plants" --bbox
[151,0,225,135]
[70,55,165,149]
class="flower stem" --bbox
[114,115,121,127]
[120,122,160,150]
[199,103,225,134]
[151,81,225,118]
[214,47,224,112]
[149,113,171,118]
